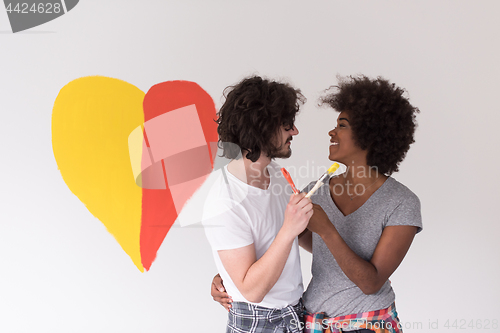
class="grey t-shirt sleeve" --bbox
[385,190,423,233]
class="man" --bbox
[202,76,313,333]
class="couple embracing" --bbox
[201,75,422,333]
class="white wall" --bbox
[1,1,499,332]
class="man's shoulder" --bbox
[268,160,287,184]
[201,168,250,221]
[202,169,240,204]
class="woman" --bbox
[212,75,422,333]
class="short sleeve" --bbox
[202,199,254,251]
[385,192,423,233]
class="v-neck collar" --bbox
[327,177,392,218]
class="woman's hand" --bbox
[211,274,232,311]
[307,204,333,236]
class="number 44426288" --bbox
[6,2,62,14]
[444,319,498,330]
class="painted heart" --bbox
[4,0,79,33]
[52,76,218,272]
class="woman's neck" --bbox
[341,163,382,185]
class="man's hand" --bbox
[211,274,232,311]
[307,203,332,236]
[282,193,314,239]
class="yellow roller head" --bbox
[327,162,340,174]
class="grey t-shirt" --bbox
[302,176,422,318]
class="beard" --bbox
[270,147,292,159]
[269,138,292,159]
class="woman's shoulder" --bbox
[377,177,422,227]
[383,177,420,204]
[382,177,423,232]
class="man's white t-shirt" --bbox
[202,161,303,309]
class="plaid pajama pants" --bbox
[226,300,304,333]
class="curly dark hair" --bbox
[216,76,305,162]
[321,75,419,175]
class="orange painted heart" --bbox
[52,76,218,271]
